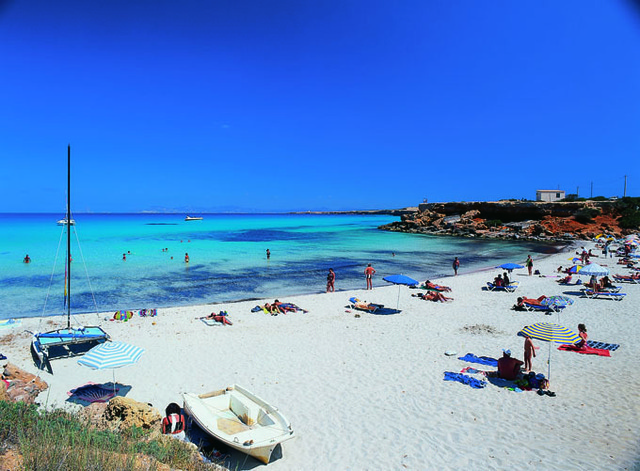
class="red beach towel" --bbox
[557,345,611,357]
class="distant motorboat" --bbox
[185,215,203,221]
[57,218,76,226]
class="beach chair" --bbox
[613,274,640,284]
[582,289,626,301]
[486,281,519,292]
[523,302,564,313]
[348,297,383,313]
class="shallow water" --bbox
[0,213,561,319]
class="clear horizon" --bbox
[1,1,638,212]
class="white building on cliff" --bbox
[536,189,565,202]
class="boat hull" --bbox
[183,385,294,464]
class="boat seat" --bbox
[230,394,260,426]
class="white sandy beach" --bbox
[1,242,639,470]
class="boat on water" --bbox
[185,215,203,221]
[57,218,76,225]
[31,146,109,374]
[183,385,295,464]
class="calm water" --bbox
[0,213,561,320]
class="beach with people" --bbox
[1,239,639,470]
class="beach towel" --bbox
[557,345,611,357]
[0,353,6,361]
[139,309,157,317]
[443,371,487,389]
[68,382,119,403]
[586,341,620,351]
[458,353,498,367]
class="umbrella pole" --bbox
[113,370,116,396]
[548,342,552,382]
[396,286,401,310]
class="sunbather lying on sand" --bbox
[413,291,453,302]
[422,280,452,292]
[514,296,547,308]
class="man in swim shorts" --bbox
[364,263,375,290]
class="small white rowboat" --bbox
[183,385,294,464]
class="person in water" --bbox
[184,253,189,263]
[23,254,31,263]
[326,268,335,292]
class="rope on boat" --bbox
[39,225,66,330]
[72,226,101,321]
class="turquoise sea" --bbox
[0,213,562,320]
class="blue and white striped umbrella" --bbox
[78,341,144,370]
[517,323,580,382]
[518,323,580,344]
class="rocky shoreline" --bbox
[378,200,635,242]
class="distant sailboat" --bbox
[31,146,109,374]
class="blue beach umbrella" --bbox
[517,323,580,381]
[383,274,419,309]
[496,263,524,272]
[78,341,145,393]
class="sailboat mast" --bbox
[67,145,71,329]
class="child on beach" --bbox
[524,334,536,372]
[453,257,460,275]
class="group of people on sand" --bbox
[585,275,614,292]
[263,300,307,316]
[498,323,589,382]
[493,272,511,287]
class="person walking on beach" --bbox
[525,255,534,276]
[523,334,536,372]
[184,253,189,263]
[364,263,376,290]
[453,257,460,276]
[326,268,335,292]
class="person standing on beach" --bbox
[523,334,536,372]
[364,263,375,290]
[525,255,533,276]
[326,268,335,292]
[453,257,460,275]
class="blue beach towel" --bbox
[458,353,498,367]
[586,341,620,351]
[443,371,487,389]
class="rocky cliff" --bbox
[380,200,635,241]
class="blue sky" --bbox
[1,0,639,213]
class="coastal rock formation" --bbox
[380,200,637,241]
[1,363,48,404]
[103,396,162,431]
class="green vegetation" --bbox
[615,197,640,229]
[485,219,503,228]
[0,401,220,471]
[574,208,601,224]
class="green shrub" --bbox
[0,400,218,471]
[574,208,600,224]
